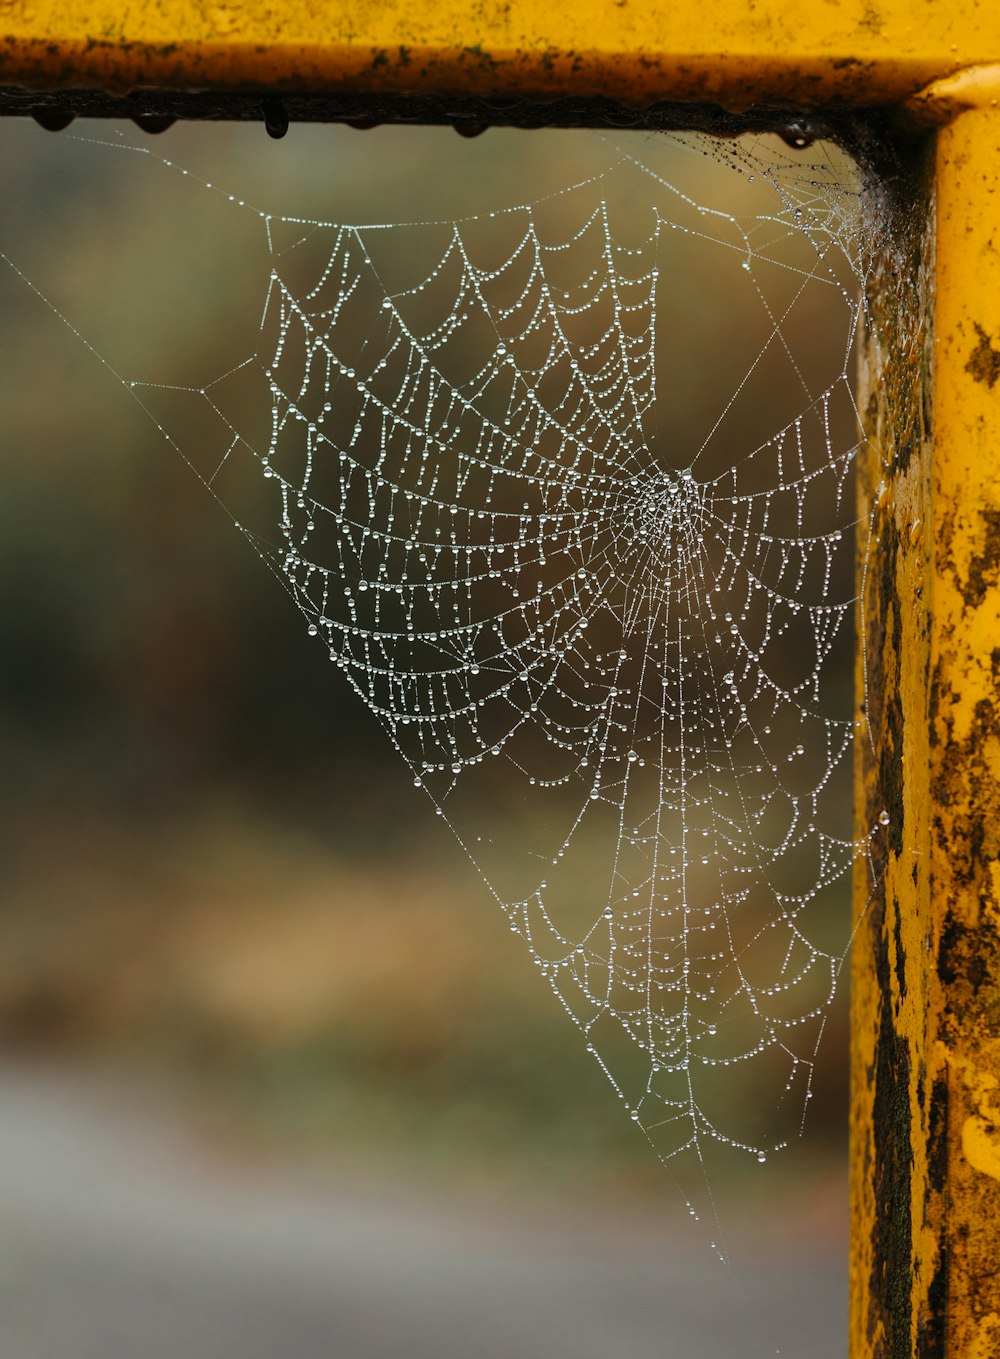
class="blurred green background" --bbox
[0,118,852,1210]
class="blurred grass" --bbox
[0,799,659,1187]
[0,793,848,1200]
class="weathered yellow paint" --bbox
[1,0,1000,110]
[962,1108,1000,1182]
[851,88,1000,1359]
[850,125,936,1358]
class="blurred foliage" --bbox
[0,119,849,1192]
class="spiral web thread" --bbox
[123,135,875,1211]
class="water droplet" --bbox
[780,121,816,150]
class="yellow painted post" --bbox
[852,74,1000,1359]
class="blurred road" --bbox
[0,1065,844,1359]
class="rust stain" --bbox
[851,132,937,1359]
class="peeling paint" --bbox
[852,130,937,1359]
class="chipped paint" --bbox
[965,325,1000,390]
[851,130,937,1359]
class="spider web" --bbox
[6,127,877,1235]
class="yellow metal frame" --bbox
[3,5,1000,1355]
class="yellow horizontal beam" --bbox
[2,0,1000,110]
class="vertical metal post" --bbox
[852,81,1000,1359]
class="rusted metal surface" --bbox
[850,130,938,1359]
[851,94,1000,1359]
[1,0,1000,119]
